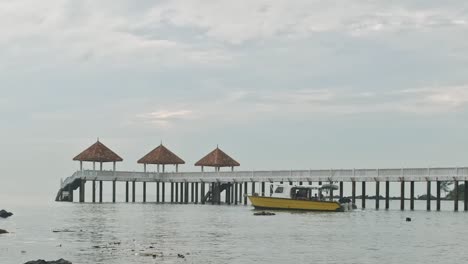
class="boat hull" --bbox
[248,196,343,212]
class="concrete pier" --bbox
[427,181,431,211]
[375,181,380,209]
[400,181,404,211]
[385,181,390,210]
[410,181,414,210]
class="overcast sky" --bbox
[1,0,468,200]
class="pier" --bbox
[56,140,468,211]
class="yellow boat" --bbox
[248,184,354,212]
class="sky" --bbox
[1,0,468,200]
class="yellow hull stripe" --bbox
[248,196,341,211]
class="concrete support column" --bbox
[400,181,405,211]
[180,182,186,203]
[156,182,160,203]
[226,183,231,205]
[175,182,179,203]
[143,182,147,203]
[261,182,265,196]
[171,182,174,203]
[92,180,96,203]
[112,180,116,203]
[385,181,390,209]
[244,182,248,205]
[234,183,238,205]
[185,182,189,204]
[410,181,415,210]
[68,185,74,202]
[252,182,256,195]
[125,181,129,203]
[352,181,356,205]
[361,182,366,209]
[195,182,199,204]
[191,182,195,203]
[162,182,165,203]
[465,181,468,212]
[376,181,380,209]
[217,183,221,205]
[427,181,431,211]
[436,181,441,211]
[99,181,103,203]
[454,180,459,212]
[132,181,136,203]
[79,180,86,203]
[201,182,206,204]
[239,182,243,202]
[339,182,343,199]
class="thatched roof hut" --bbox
[195,146,240,171]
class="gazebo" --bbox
[73,139,123,172]
[195,146,240,172]
[138,143,185,173]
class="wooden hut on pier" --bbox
[195,146,240,172]
[73,139,123,171]
[138,143,185,172]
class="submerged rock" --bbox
[0,209,13,218]
[24,259,72,264]
[0,229,8,234]
[254,211,276,216]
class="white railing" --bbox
[60,167,468,188]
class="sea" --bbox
[1,198,467,264]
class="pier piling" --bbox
[261,182,265,196]
[162,182,165,203]
[226,183,231,205]
[361,182,366,209]
[410,181,414,210]
[339,182,343,199]
[426,181,431,211]
[126,181,129,203]
[99,181,103,203]
[234,183,238,205]
[195,182,199,204]
[375,181,380,209]
[244,182,248,205]
[156,182,160,203]
[454,180,459,211]
[352,181,356,205]
[201,182,205,204]
[171,182,174,203]
[79,180,85,203]
[436,181,441,211]
[191,183,194,203]
[112,180,116,203]
[385,181,390,209]
[464,181,468,211]
[92,180,96,203]
[185,182,189,204]
[132,181,136,203]
[143,182,146,203]
[400,181,405,210]
[252,182,256,195]
[175,182,179,203]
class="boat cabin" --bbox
[271,184,328,200]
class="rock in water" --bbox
[254,211,276,216]
[406,217,412,222]
[0,229,8,234]
[24,259,72,264]
[0,209,13,218]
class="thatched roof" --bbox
[73,140,123,162]
[138,144,185,165]
[195,147,240,167]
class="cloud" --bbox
[136,109,194,127]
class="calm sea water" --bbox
[1,199,467,264]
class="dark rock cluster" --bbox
[24,259,72,264]
[0,229,8,234]
[0,209,13,218]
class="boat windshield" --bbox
[274,186,284,193]
[290,187,310,200]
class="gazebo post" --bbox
[144,164,147,173]
[176,164,179,173]
[163,165,165,173]
[157,164,160,173]
[80,161,83,172]
[93,162,96,171]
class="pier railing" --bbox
[62,167,468,188]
